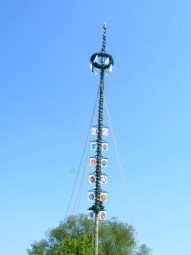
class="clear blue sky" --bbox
[0,0,191,254]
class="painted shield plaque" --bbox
[88,210,94,219]
[100,211,106,220]
[88,192,95,201]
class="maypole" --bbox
[87,23,114,255]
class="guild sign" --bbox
[88,210,94,220]
[88,192,95,201]
[100,192,107,202]
[102,142,108,151]
[89,175,95,183]
[92,127,98,136]
[91,142,97,150]
[100,211,106,220]
[92,127,108,136]
[102,128,108,136]
[100,175,107,184]
[90,157,96,166]
[101,158,107,167]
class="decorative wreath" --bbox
[90,52,114,70]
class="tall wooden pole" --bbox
[94,67,105,255]
[89,23,114,255]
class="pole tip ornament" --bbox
[90,24,114,74]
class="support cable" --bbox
[72,142,90,215]
[73,86,101,215]
[64,87,99,220]
[104,94,142,254]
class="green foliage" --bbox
[137,244,152,255]
[59,233,93,255]
[27,240,47,255]
[27,214,151,255]
[99,217,135,255]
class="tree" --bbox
[27,214,151,255]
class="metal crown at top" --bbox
[90,23,114,72]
